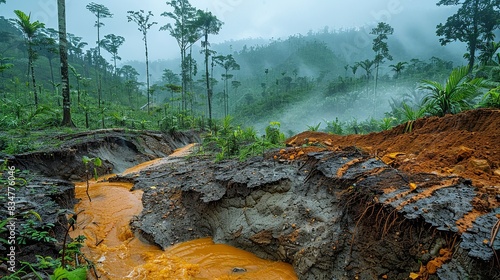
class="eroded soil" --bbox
[1,110,499,279]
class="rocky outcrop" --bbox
[117,147,499,280]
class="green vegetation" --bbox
[420,66,484,117]
[17,219,57,245]
[0,0,498,150]
[201,117,285,161]
[82,155,102,202]
[0,226,88,280]
[1,1,499,148]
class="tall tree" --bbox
[478,41,500,65]
[162,68,180,85]
[370,22,394,95]
[437,0,500,73]
[100,34,125,75]
[127,10,157,113]
[86,2,113,108]
[195,10,223,127]
[162,69,181,111]
[214,54,240,117]
[58,0,74,126]
[161,0,203,112]
[13,10,45,108]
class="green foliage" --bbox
[50,267,86,280]
[33,255,60,270]
[380,117,397,131]
[0,218,11,245]
[2,261,43,280]
[371,22,394,64]
[480,86,500,108]
[202,118,284,161]
[324,118,344,135]
[82,155,101,181]
[82,155,102,202]
[306,122,321,131]
[265,121,285,145]
[17,219,57,245]
[420,66,484,116]
[396,102,427,122]
[436,0,500,70]
[0,217,88,279]
[60,236,86,269]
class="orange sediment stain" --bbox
[393,178,459,211]
[336,158,362,178]
[455,209,484,233]
[121,144,198,176]
[121,158,164,175]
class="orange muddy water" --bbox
[70,147,298,280]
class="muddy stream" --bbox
[70,144,298,279]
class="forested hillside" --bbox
[1,0,500,154]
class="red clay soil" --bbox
[284,108,500,213]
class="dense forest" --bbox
[0,0,500,155]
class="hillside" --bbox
[286,108,500,188]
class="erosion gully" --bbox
[70,144,298,279]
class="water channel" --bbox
[70,145,298,279]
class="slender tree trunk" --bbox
[28,46,38,108]
[144,33,150,114]
[181,47,186,112]
[224,69,229,117]
[48,58,56,97]
[58,0,74,127]
[96,15,102,108]
[204,32,213,128]
[189,46,195,116]
[468,0,479,74]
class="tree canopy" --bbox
[436,0,500,72]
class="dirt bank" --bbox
[8,129,201,180]
[287,108,500,189]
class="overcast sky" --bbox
[0,1,458,62]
